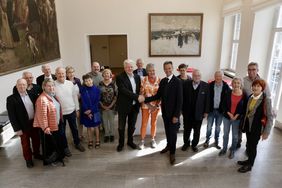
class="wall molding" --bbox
[252,0,282,12]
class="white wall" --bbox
[55,0,224,80]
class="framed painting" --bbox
[0,0,60,76]
[149,13,203,57]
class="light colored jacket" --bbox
[33,92,62,132]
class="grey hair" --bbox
[123,59,134,67]
[16,78,27,85]
[65,66,75,73]
[192,69,201,75]
[248,62,259,69]
[41,64,50,71]
[214,70,223,76]
[55,67,66,74]
[232,77,243,89]
[22,71,32,78]
[146,63,155,72]
[136,58,143,64]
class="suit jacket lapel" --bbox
[123,72,133,92]
[15,93,29,118]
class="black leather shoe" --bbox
[64,148,72,157]
[75,144,85,152]
[237,160,249,166]
[181,144,190,151]
[127,142,137,149]
[238,165,252,173]
[203,142,209,148]
[117,145,123,152]
[170,154,175,165]
[26,160,34,168]
[192,146,198,152]
[236,143,241,149]
[215,144,221,150]
[160,146,169,154]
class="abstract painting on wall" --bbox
[149,13,203,57]
[0,0,60,75]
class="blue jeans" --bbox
[205,109,223,143]
[60,111,80,148]
[222,117,239,152]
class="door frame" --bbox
[86,33,129,70]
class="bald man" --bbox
[7,79,41,168]
[88,62,103,86]
[54,67,85,156]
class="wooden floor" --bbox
[0,116,281,188]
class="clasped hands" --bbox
[138,95,145,103]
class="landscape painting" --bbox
[149,13,203,57]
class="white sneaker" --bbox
[151,139,157,148]
[138,140,145,150]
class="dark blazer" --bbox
[6,90,37,132]
[116,72,141,114]
[208,80,231,113]
[145,75,183,119]
[182,80,210,121]
[222,90,246,120]
[133,68,148,76]
[36,74,56,88]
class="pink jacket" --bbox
[33,92,62,132]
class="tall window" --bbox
[230,14,241,70]
[268,6,282,110]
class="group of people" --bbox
[6,59,273,174]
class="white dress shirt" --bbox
[20,92,34,120]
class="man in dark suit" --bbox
[6,79,41,168]
[116,59,144,152]
[133,58,148,77]
[36,64,56,88]
[145,61,183,165]
[182,69,209,152]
